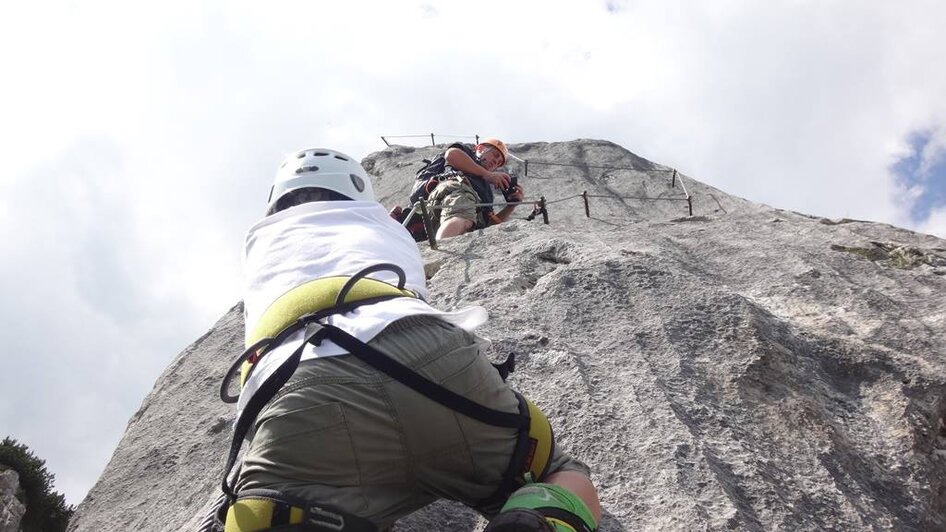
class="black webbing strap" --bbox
[220,295,408,404]
[221,323,328,501]
[221,314,534,510]
[478,394,534,509]
[220,293,428,499]
[312,322,541,506]
[197,492,230,532]
[311,322,528,429]
[271,498,292,526]
[539,507,595,532]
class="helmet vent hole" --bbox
[335,155,349,161]
[350,173,365,192]
[296,165,319,173]
[296,151,306,159]
[312,151,329,157]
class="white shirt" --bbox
[238,200,487,416]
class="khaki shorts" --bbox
[235,315,589,528]
[428,178,487,229]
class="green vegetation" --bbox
[830,244,888,262]
[887,246,932,269]
[830,242,944,270]
[819,217,861,225]
[0,437,74,532]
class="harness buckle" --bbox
[303,321,328,347]
[308,506,346,530]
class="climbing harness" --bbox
[199,489,377,532]
[212,263,554,531]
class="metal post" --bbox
[381,136,390,147]
[430,133,436,147]
[687,196,693,216]
[418,199,438,249]
[540,196,549,224]
[672,169,677,188]
[582,190,590,218]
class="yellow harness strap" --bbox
[226,497,305,531]
[231,268,554,510]
[523,396,554,482]
[241,276,416,386]
[223,489,378,531]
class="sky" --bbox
[1,0,945,506]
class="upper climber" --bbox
[427,137,525,240]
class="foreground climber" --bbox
[427,137,525,240]
[215,149,600,531]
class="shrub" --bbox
[0,437,74,532]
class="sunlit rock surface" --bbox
[70,140,946,531]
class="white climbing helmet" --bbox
[267,148,375,211]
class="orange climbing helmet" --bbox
[478,137,508,166]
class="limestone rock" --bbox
[0,469,26,532]
[69,140,946,531]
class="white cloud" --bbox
[918,126,946,177]
[916,206,946,239]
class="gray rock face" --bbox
[69,140,946,531]
[0,469,26,532]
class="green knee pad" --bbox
[496,483,597,532]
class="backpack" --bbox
[390,204,431,243]
[408,153,455,204]
[389,155,452,242]
[392,144,478,242]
